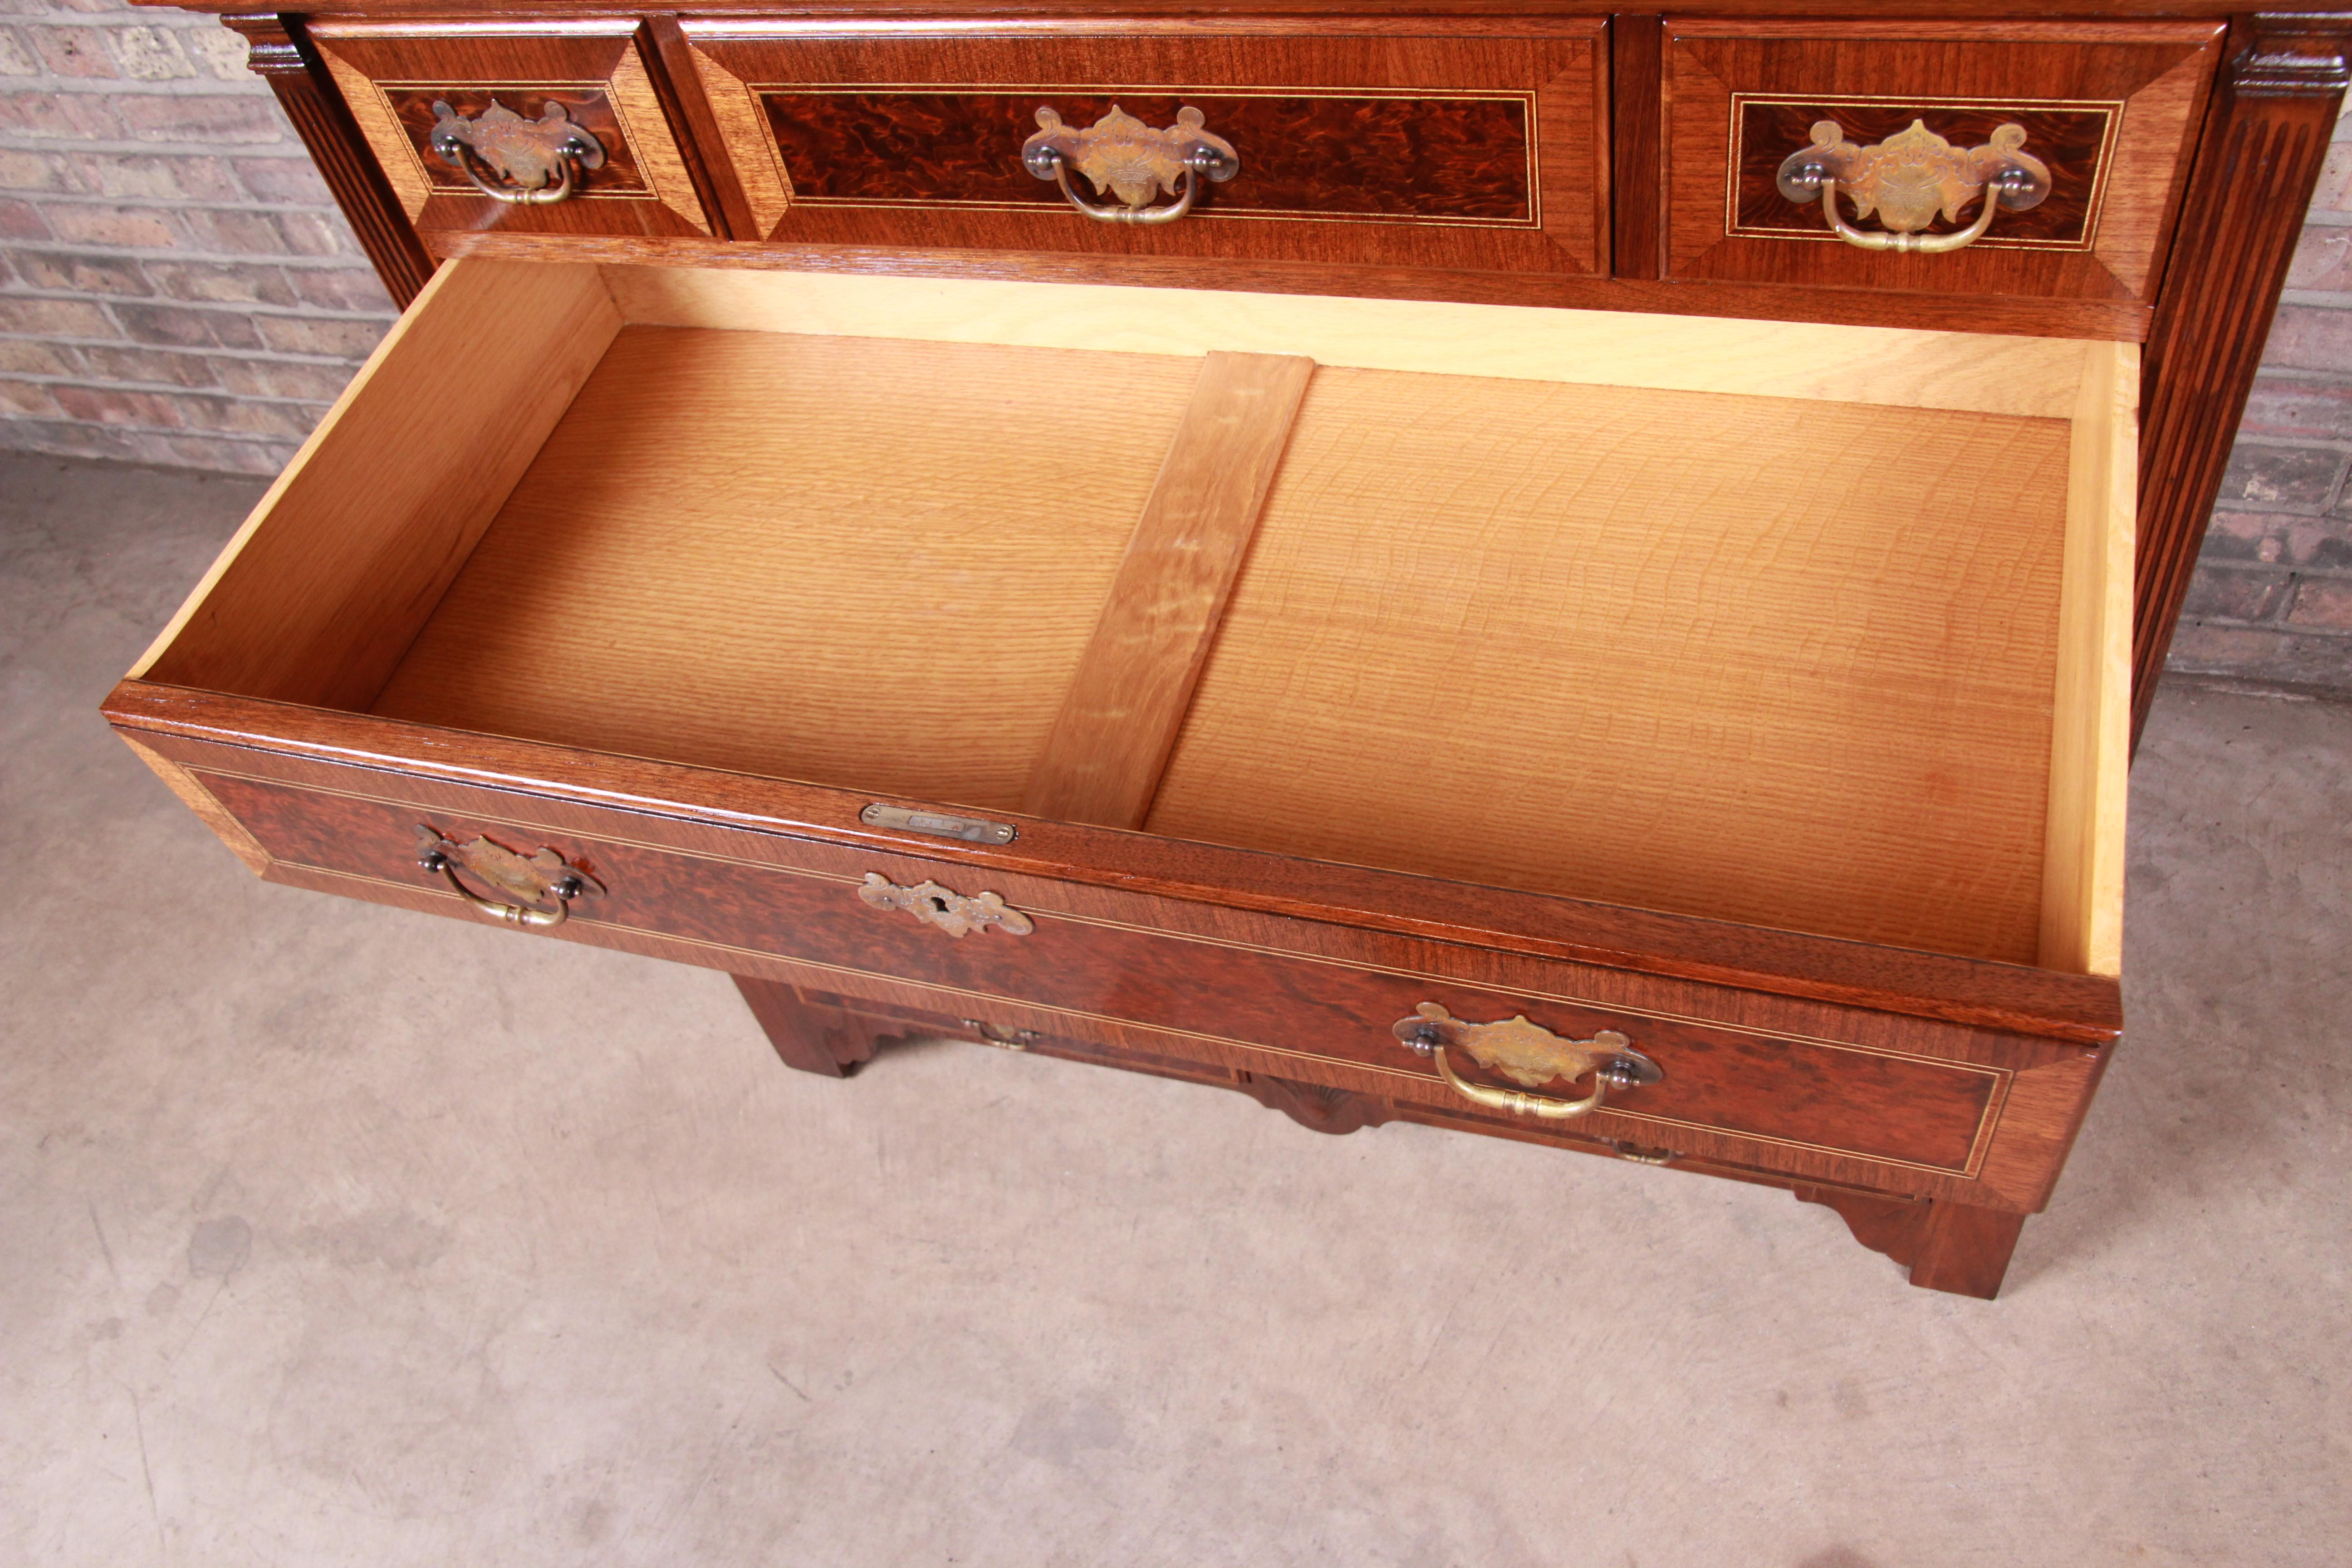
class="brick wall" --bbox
[0,1,2347,687]
[2170,111,2352,688]
[0,0,393,475]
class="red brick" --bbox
[157,434,296,475]
[2234,376,2352,441]
[50,384,186,428]
[0,195,47,237]
[2293,520,2352,568]
[0,419,150,467]
[114,94,286,146]
[2260,304,2352,372]
[0,148,80,193]
[10,248,150,296]
[2310,142,2352,214]
[42,201,176,248]
[2200,510,2288,563]
[185,27,251,84]
[275,211,358,258]
[170,207,285,255]
[74,152,240,202]
[0,340,82,376]
[2286,225,2352,291]
[0,90,118,138]
[29,24,117,78]
[175,393,320,440]
[2286,576,2352,630]
[0,377,61,417]
[287,266,392,313]
[0,29,37,78]
[2182,568,2293,622]
[253,315,386,358]
[111,300,260,349]
[216,357,357,401]
[113,26,196,83]
[146,259,294,307]
[77,343,221,389]
[2216,440,2345,512]
[230,156,335,206]
[0,295,113,338]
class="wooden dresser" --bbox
[108,1,2351,1296]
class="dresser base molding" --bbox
[749,985,2035,1295]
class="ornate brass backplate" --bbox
[1391,1002,1658,1089]
[1775,118,2049,236]
[857,872,1035,939]
[414,825,603,916]
[1022,104,1239,209]
[429,98,605,196]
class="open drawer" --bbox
[104,258,2132,1292]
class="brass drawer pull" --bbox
[414,825,601,930]
[858,872,1035,938]
[1774,118,2049,255]
[1393,1003,1661,1120]
[962,1019,1039,1050]
[1022,104,1239,225]
[429,99,605,205]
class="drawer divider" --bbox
[1024,350,1314,830]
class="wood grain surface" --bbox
[310,21,712,237]
[103,680,2124,1047]
[437,227,2159,341]
[141,0,2293,17]
[381,85,652,196]
[223,15,435,308]
[1147,363,2076,964]
[1612,12,1666,278]
[762,90,1537,219]
[1026,350,1314,829]
[2133,17,2352,742]
[1664,20,2222,302]
[370,326,1200,813]
[679,24,1607,274]
[1730,102,2114,244]
[135,258,620,711]
[2042,341,2137,975]
[598,263,2096,418]
[191,766,2032,1184]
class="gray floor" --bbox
[3,452,2346,1567]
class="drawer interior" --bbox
[134,258,2130,977]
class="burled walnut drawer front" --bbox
[1664,20,2223,301]
[310,21,714,239]
[141,749,2095,1210]
[677,22,1606,275]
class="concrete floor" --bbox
[3,451,2347,1566]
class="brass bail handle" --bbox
[1392,1002,1662,1120]
[1774,118,2050,255]
[429,99,606,206]
[414,825,600,931]
[1022,104,1240,225]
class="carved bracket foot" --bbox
[1235,1072,1395,1136]
[1794,1186,2027,1299]
[733,975,915,1078]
